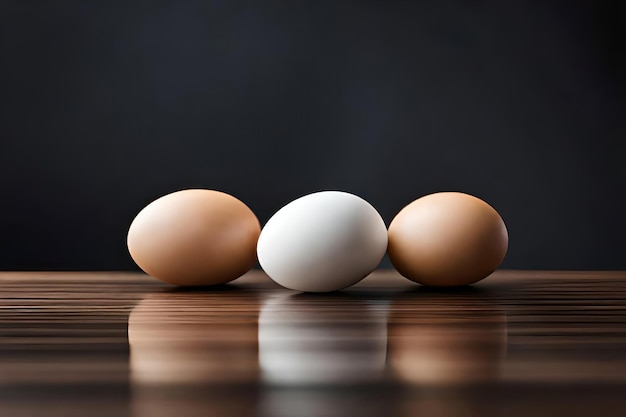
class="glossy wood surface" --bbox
[1,270,626,417]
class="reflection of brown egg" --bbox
[128,289,260,385]
[258,293,388,385]
[388,288,507,384]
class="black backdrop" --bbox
[1,1,624,271]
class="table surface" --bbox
[1,270,626,417]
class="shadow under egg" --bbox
[160,282,246,292]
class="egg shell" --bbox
[388,192,508,286]
[127,189,260,286]
[257,191,388,292]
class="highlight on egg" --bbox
[127,189,261,286]
[257,191,388,292]
[387,192,508,286]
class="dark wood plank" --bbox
[1,270,626,417]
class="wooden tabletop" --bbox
[1,270,625,417]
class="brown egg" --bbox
[127,189,261,286]
[388,192,508,286]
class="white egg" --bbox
[257,191,388,292]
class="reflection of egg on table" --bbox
[129,290,262,417]
[258,293,388,385]
[388,289,507,384]
[388,192,508,286]
[127,189,261,286]
[127,290,260,384]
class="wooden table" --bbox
[1,270,625,417]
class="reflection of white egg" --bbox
[258,388,392,417]
[257,191,388,292]
[258,294,388,385]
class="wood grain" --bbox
[1,270,626,417]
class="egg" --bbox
[127,189,260,286]
[388,192,508,286]
[257,191,388,292]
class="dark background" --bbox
[0,0,624,271]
